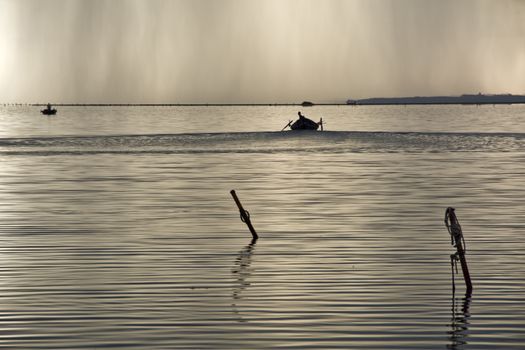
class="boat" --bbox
[41,104,57,115]
[291,117,319,130]
[41,108,57,115]
[281,112,323,131]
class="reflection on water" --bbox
[448,292,472,350]
[232,238,257,322]
[1,106,525,349]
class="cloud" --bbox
[1,0,524,103]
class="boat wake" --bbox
[1,131,525,155]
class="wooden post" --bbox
[230,190,258,240]
[445,207,473,294]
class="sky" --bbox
[0,0,524,104]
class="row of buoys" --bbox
[230,190,473,294]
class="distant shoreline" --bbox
[18,103,344,107]
[2,94,525,106]
[348,94,525,106]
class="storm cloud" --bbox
[1,0,524,103]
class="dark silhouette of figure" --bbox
[46,103,52,111]
[298,111,306,120]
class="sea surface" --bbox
[0,104,524,349]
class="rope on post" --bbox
[444,207,473,294]
[230,190,258,240]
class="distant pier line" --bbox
[2,103,525,107]
[18,102,525,107]
[25,103,348,107]
[3,95,525,107]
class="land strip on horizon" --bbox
[3,94,525,106]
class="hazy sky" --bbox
[1,0,524,103]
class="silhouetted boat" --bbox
[41,104,57,115]
[291,117,319,130]
[281,113,323,131]
[41,108,57,115]
[301,101,314,107]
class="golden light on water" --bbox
[0,104,525,348]
[1,1,525,347]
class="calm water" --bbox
[0,105,524,349]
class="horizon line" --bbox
[3,92,525,107]
[5,102,348,106]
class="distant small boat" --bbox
[41,109,57,115]
[301,101,314,107]
[41,105,57,115]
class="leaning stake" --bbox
[444,207,473,294]
[230,190,258,240]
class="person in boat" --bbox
[289,111,319,130]
[46,103,52,111]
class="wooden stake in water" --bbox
[444,207,473,294]
[230,190,258,240]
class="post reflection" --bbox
[447,290,472,350]
[231,238,257,322]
